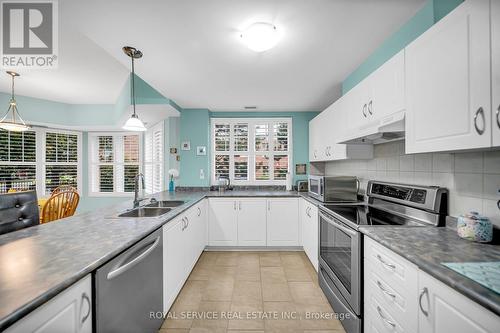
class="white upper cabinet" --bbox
[405,0,491,153]
[492,0,500,146]
[345,50,405,134]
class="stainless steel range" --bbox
[318,181,448,333]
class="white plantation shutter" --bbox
[144,121,164,194]
[0,130,37,193]
[211,118,292,185]
[43,131,80,195]
[89,133,141,194]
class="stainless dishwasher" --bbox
[96,229,163,333]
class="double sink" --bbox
[117,200,185,218]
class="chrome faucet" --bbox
[134,173,146,208]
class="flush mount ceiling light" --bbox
[240,22,280,52]
[0,71,30,132]
[122,46,146,132]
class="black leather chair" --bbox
[0,191,40,235]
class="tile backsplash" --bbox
[324,141,500,226]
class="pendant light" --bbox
[122,46,146,131]
[0,71,30,132]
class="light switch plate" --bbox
[200,169,205,180]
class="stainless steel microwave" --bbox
[308,175,359,203]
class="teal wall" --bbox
[342,0,463,94]
[179,109,211,187]
[178,110,318,187]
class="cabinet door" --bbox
[493,0,500,146]
[208,199,238,246]
[418,271,500,333]
[370,50,405,121]
[6,275,92,333]
[309,114,325,161]
[163,218,186,311]
[346,78,371,131]
[184,207,200,270]
[405,0,491,153]
[195,200,208,254]
[237,198,267,246]
[307,203,318,271]
[266,198,299,246]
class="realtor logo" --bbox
[1,1,58,69]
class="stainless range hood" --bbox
[339,111,405,145]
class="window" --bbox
[0,128,81,194]
[89,132,142,195]
[144,121,164,194]
[211,118,292,185]
[0,130,37,193]
[44,131,80,195]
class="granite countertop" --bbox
[360,226,500,316]
[0,189,301,330]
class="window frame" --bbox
[144,121,165,194]
[211,118,292,186]
[87,132,143,197]
[41,128,82,196]
[0,127,82,195]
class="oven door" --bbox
[308,176,324,201]
[318,210,361,315]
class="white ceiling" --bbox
[1,0,426,111]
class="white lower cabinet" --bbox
[418,271,500,333]
[208,199,238,246]
[267,198,299,246]
[300,198,318,271]
[364,237,500,333]
[6,275,92,333]
[237,198,267,246]
[163,200,207,312]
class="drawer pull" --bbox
[376,254,396,270]
[419,287,429,317]
[377,280,396,299]
[376,305,396,328]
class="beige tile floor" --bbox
[159,251,346,333]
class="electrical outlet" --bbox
[200,169,205,180]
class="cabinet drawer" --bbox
[364,237,418,290]
[365,294,407,333]
[365,260,418,332]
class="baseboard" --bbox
[204,246,304,252]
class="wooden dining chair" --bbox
[40,191,80,223]
[51,185,78,196]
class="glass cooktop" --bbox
[321,204,427,228]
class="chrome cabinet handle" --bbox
[107,236,160,280]
[186,216,189,228]
[376,254,396,270]
[306,207,310,218]
[419,287,429,317]
[376,306,396,328]
[181,217,185,230]
[496,104,500,129]
[376,280,396,299]
[474,107,485,135]
[239,201,242,210]
[314,150,317,158]
[197,207,201,216]
[368,100,373,115]
[362,104,367,117]
[267,201,270,211]
[80,292,91,326]
[234,201,237,210]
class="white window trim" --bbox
[144,120,165,194]
[87,132,143,197]
[211,118,293,186]
[40,128,83,196]
[0,128,82,196]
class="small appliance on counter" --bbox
[457,212,493,243]
[308,175,359,202]
[296,180,308,192]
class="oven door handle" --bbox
[319,211,357,237]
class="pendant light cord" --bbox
[130,55,136,116]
